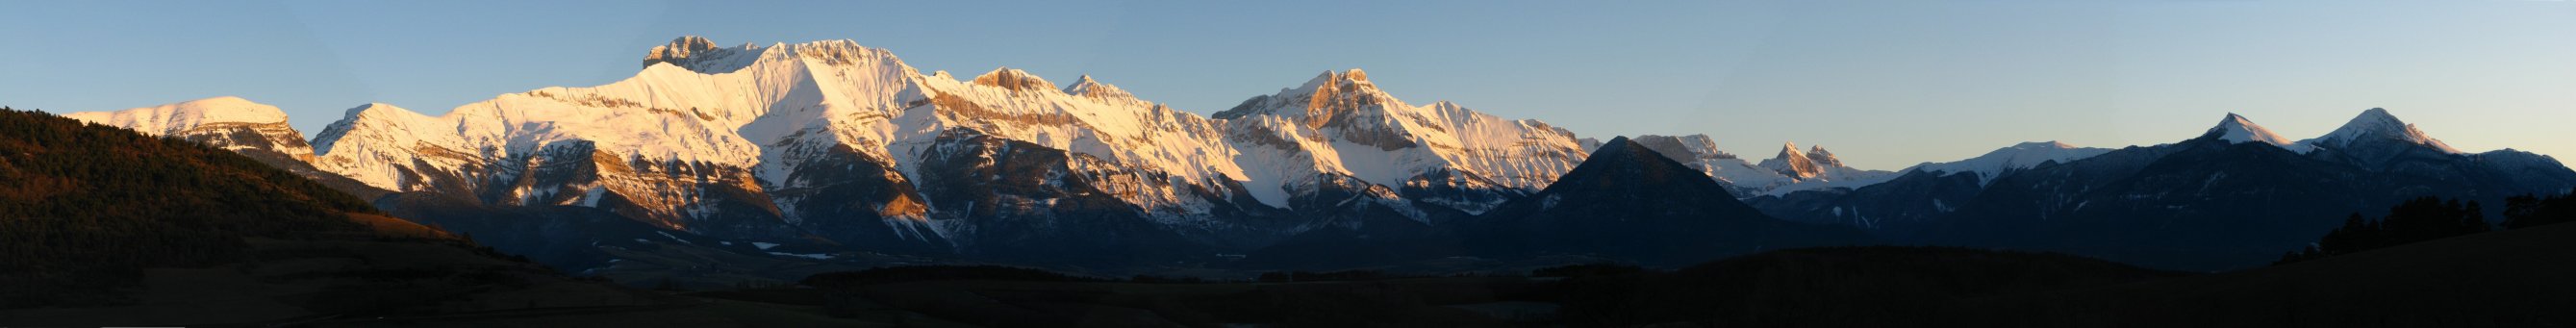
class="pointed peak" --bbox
[1215,68,1402,121]
[2361,107,2393,117]
[2214,113,2262,130]
[1761,141,1827,179]
[1542,134,1734,198]
[1772,140,1813,164]
[2201,113,2313,152]
[340,102,411,119]
[2308,107,2462,154]
[1062,73,1136,101]
[2343,108,2407,130]
[1586,136,1656,163]
[1604,136,1634,147]
[972,66,1057,92]
[2210,113,2261,133]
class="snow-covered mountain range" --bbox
[1755,110,2575,269]
[63,37,1660,265]
[59,36,2576,273]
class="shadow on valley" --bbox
[710,216,2576,328]
[699,192,2576,327]
[732,247,2180,327]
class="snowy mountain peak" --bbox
[642,37,892,74]
[327,103,440,131]
[61,96,290,134]
[2018,140,2078,149]
[1061,74,1137,102]
[62,96,313,158]
[1765,141,1826,179]
[972,66,1058,92]
[310,102,471,167]
[1283,69,1380,98]
[2202,113,2312,153]
[1299,69,1380,96]
[2303,108,2462,154]
[1211,68,1404,129]
[1806,145,1845,167]
[1777,141,1806,159]
[113,37,1602,255]
[1907,140,2113,186]
[1635,134,1864,196]
[340,102,396,118]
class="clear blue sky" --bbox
[5,1,2569,169]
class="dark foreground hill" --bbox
[730,224,2576,327]
[1944,219,2576,327]
[665,247,2173,327]
[0,107,392,307]
[0,108,838,327]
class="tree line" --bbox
[2278,190,2576,265]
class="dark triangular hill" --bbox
[1463,137,1877,265]
[0,108,657,325]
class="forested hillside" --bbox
[0,107,386,307]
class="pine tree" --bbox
[2279,197,2497,265]
[2503,189,2576,229]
